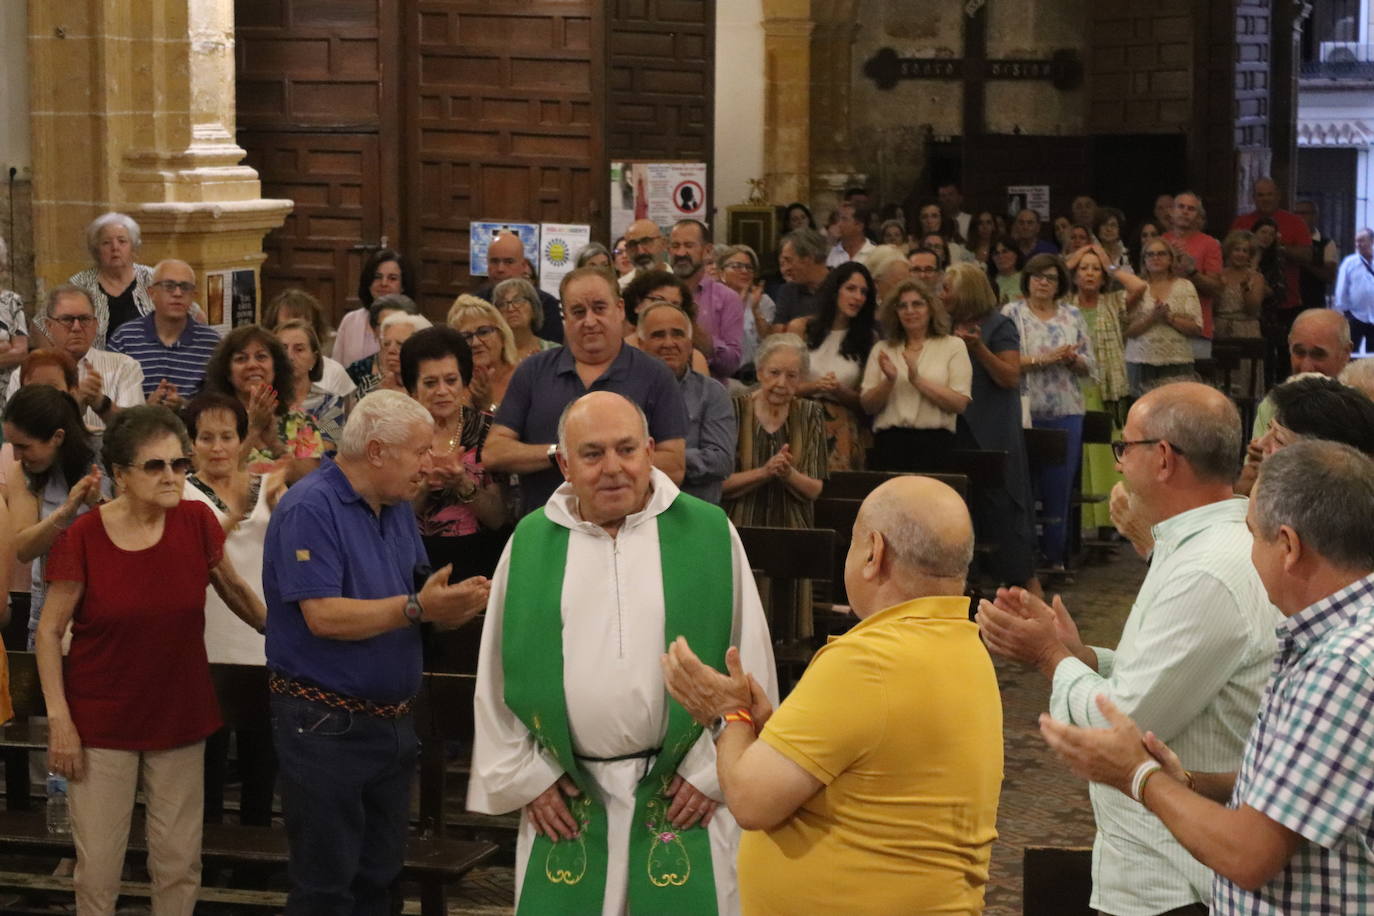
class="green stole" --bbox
[502,493,734,915]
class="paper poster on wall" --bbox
[610,161,708,240]
[1007,185,1051,221]
[202,270,230,334]
[538,223,592,298]
[469,221,540,277]
[231,270,257,328]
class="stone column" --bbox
[762,0,814,207]
[809,0,866,217]
[29,0,289,311]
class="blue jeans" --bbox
[271,693,418,916]
[1032,414,1084,566]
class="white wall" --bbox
[0,1,30,175]
[713,0,765,240]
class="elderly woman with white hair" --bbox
[0,236,31,407]
[67,212,156,348]
[345,295,428,397]
[447,295,518,414]
[723,333,827,529]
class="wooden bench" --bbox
[735,526,835,690]
[1023,845,1093,916]
[0,652,498,914]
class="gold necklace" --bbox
[437,412,465,454]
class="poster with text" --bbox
[609,161,708,240]
[1007,185,1051,221]
[231,270,257,328]
[538,223,592,298]
[469,221,540,277]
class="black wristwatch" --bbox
[403,593,424,626]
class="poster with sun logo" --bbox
[538,223,592,298]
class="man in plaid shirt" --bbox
[1040,439,1374,915]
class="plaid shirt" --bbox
[1213,573,1374,915]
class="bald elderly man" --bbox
[1251,307,1354,437]
[108,258,221,403]
[981,381,1280,916]
[619,218,669,290]
[470,391,775,915]
[664,477,1004,915]
[473,232,563,343]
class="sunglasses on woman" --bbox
[129,457,194,475]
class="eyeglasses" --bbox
[128,456,194,475]
[1030,273,1059,283]
[623,235,660,249]
[910,265,939,275]
[49,314,97,328]
[153,280,196,294]
[497,297,531,310]
[1111,439,1185,461]
[1144,250,1172,258]
[722,261,753,272]
[458,325,500,342]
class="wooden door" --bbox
[236,0,399,324]
[402,1,602,316]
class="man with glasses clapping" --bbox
[109,259,222,405]
[9,285,145,430]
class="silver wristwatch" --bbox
[403,593,424,626]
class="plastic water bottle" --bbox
[45,773,70,835]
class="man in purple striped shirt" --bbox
[669,219,744,383]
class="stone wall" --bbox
[846,0,1088,209]
[714,0,767,236]
[0,1,34,304]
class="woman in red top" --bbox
[36,405,265,916]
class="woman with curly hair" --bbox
[202,325,326,480]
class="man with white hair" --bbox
[6,285,144,429]
[108,258,221,404]
[1040,441,1374,915]
[662,476,1003,914]
[469,391,775,915]
[1250,307,1355,436]
[263,390,491,914]
[1334,227,1374,353]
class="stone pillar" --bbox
[762,1,814,207]
[809,0,866,217]
[28,0,290,311]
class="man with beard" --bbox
[619,218,669,290]
[668,219,744,382]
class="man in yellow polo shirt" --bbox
[663,476,1004,914]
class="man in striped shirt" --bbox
[1040,440,1374,915]
[108,259,221,405]
[979,381,1281,916]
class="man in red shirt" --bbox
[1163,191,1223,355]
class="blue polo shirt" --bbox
[263,458,428,703]
[495,342,689,513]
[108,312,221,398]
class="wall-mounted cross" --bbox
[860,1,1082,138]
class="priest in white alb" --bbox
[468,390,778,916]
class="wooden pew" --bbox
[1023,846,1093,916]
[825,469,969,502]
[735,526,835,689]
[0,652,497,915]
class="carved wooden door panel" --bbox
[236,0,398,325]
[402,1,601,316]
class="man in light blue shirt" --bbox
[1334,227,1374,352]
[979,381,1281,916]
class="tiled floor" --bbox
[447,544,1149,915]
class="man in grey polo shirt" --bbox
[637,300,735,503]
[484,266,688,514]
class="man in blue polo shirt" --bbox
[484,265,688,513]
[108,258,221,404]
[263,390,491,914]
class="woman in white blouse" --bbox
[1124,238,1203,396]
[860,280,972,470]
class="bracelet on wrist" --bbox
[1130,759,1163,803]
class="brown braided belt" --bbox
[268,671,414,719]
